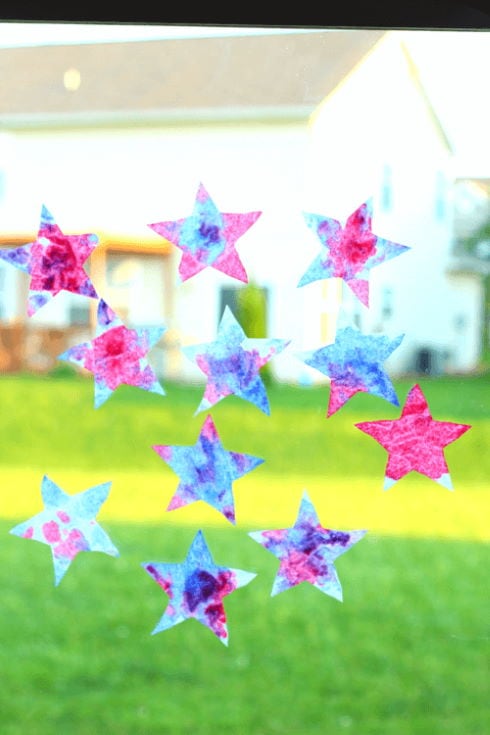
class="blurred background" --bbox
[0,24,488,381]
[0,23,488,735]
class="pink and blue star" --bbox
[298,200,410,307]
[249,491,366,600]
[142,530,256,645]
[58,299,166,408]
[148,182,261,282]
[0,204,99,316]
[10,475,119,586]
[183,306,290,415]
[153,414,264,524]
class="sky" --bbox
[0,22,298,45]
[0,23,488,176]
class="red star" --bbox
[355,384,471,490]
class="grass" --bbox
[0,371,488,734]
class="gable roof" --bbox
[399,40,453,153]
[0,30,385,126]
[309,31,453,154]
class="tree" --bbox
[236,282,272,384]
[460,216,490,366]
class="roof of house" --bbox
[399,41,453,153]
[0,30,385,126]
[455,177,490,194]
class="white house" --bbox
[0,29,485,380]
[303,32,485,376]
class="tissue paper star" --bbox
[10,475,119,586]
[148,182,261,282]
[298,200,410,307]
[297,326,404,416]
[183,306,290,415]
[58,299,165,408]
[142,530,256,645]
[355,384,471,490]
[0,204,99,316]
[152,414,264,524]
[249,491,366,600]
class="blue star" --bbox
[142,530,256,645]
[183,306,290,415]
[10,475,119,585]
[296,326,404,416]
[153,414,264,524]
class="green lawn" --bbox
[0,371,488,734]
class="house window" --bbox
[107,255,141,288]
[219,285,269,336]
[219,286,240,322]
[68,301,90,326]
[380,164,393,212]
[435,171,447,220]
[381,286,394,320]
[454,313,467,332]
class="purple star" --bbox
[183,306,290,415]
[296,326,404,416]
[148,182,261,282]
[142,530,256,645]
[0,204,99,315]
[153,414,264,524]
[58,299,166,408]
[10,475,119,586]
[249,491,366,600]
[298,200,410,307]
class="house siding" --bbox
[305,34,480,376]
[0,121,319,382]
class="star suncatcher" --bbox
[152,414,264,524]
[142,530,256,645]
[296,326,404,417]
[355,383,471,490]
[58,299,166,408]
[297,199,410,307]
[10,475,119,586]
[183,306,290,415]
[0,204,99,316]
[249,490,366,600]
[148,182,261,282]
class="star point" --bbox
[148,182,261,282]
[0,205,99,316]
[142,530,256,645]
[355,383,471,489]
[10,475,119,585]
[152,414,264,524]
[248,490,366,600]
[298,200,410,307]
[58,299,166,407]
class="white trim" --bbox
[0,106,314,130]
